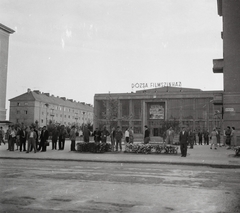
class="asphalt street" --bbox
[1,159,240,213]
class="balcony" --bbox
[213,59,224,73]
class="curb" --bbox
[1,156,240,169]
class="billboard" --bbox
[149,103,165,120]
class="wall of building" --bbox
[10,98,94,127]
[219,1,240,145]
[94,90,223,137]
[222,1,240,93]
[0,29,10,120]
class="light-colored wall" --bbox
[0,30,10,120]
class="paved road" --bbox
[1,159,240,213]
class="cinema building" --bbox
[94,87,223,138]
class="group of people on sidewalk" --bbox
[1,124,70,153]
[165,125,238,157]
[92,126,134,152]
[1,123,237,157]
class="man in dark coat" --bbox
[179,126,188,157]
[144,125,150,144]
[92,128,101,143]
[58,125,67,150]
[19,126,27,152]
[51,126,59,150]
[39,126,49,152]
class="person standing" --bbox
[124,128,130,144]
[0,127,5,145]
[6,125,11,150]
[101,126,109,144]
[210,128,217,150]
[92,128,101,143]
[165,127,175,145]
[51,126,59,150]
[69,126,76,151]
[59,125,67,150]
[216,128,221,147]
[110,127,116,152]
[204,130,209,145]
[144,125,150,144]
[115,126,123,152]
[231,127,236,149]
[188,129,195,149]
[26,126,37,153]
[198,131,203,145]
[9,126,17,151]
[179,126,188,157]
[16,127,21,150]
[129,127,134,143]
[83,125,91,143]
[39,126,49,152]
[225,126,231,149]
[19,126,27,152]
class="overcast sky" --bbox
[1,0,223,117]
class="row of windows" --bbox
[16,102,92,116]
[40,103,92,116]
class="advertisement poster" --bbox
[149,104,165,119]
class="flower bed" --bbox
[234,146,240,156]
[125,143,178,154]
[76,142,112,153]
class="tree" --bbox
[101,96,119,130]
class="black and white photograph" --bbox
[0,0,240,212]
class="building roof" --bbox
[0,23,15,34]
[136,86,202,94]
[9,89,93,112]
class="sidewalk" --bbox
[0,140,240,168]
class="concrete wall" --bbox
[0,30,10,120]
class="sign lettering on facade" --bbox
[131,82,182,89]
[225,108,235,112]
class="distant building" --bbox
[94,87,223,138]
[9,89,93,127]
[213,0,240,141]
[0,23,14,120]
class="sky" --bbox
[1,0,223,118]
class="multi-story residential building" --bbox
[9,89,93,127]
[0,23,14,121]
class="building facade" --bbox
[0,23,14,120]
[94,87,223,139]
[9,89,93,127]
[213,0,240,134]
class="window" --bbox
[121,100,129,118]
[17,102,20,106]
[17,110,20,114]
[41,119,43,123]
[25,110,28,114]
[133,100,141,119]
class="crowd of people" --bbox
[164,125,237,157]
[0,124,72,153]
[92,126,134,152]
[0,124,237,156]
